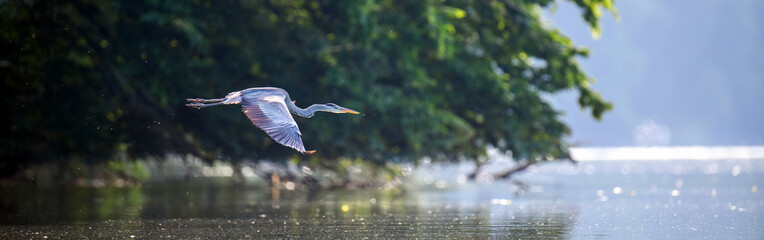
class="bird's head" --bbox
[322,103,360,114]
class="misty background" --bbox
[547,0,764,147]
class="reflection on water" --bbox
[1,159,762,239]
[0,181,576,239]
[0,185,145,225]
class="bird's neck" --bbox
[285,97,319,118]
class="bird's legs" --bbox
[186,98,226,109]
[186,98,226,103]
[186,102,224,109]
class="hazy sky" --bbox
[546,0,764,147]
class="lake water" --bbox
[1,158,762,239]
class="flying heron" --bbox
[186,87,359,154]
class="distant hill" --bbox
[548,0,764,146]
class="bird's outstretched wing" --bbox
[241,93,310,154]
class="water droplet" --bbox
[732,165,741,176]
[490,198,512,205]
[613,187,623,195]
[671,189,680,197]
[457,175,467,184]
[703,163,719,174]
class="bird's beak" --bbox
[341,107,360,114]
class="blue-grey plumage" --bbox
[186,87,360,154]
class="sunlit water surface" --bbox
[1,158,762,239]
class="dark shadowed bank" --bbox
[1,0,613,185]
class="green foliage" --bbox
[1,0,613,171]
